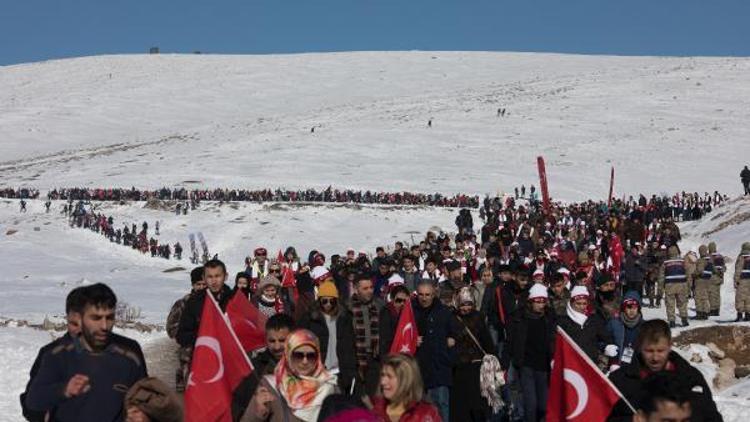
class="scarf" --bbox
[273,329,336,422]
[621,312,642,329]
[350,294,379,372]
[258,295,284,318]
[566,301,588,328]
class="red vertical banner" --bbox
[607,166,615,208]
[537,156,551,213]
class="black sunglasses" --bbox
[269,268,281,273]
[320,298,337,305]
[291,351,318,362]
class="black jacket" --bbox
[26,334,147,422]
[413,298,460,389]
[176,285,233,348]
[231,350,278,422]
[21,333,71,422]
[298,305,345,365]
[485,281,528,341]
[502,308,556,370]
[608,351,722,422]
[557,312,613,362]
[336,297,383,395]
[378,302,400,357]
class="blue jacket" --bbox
[26,334,147,422]
[413,298,460,389]
[607,315,643,362]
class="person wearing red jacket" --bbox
[371,354,442,422]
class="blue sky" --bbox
[1,0,748,65]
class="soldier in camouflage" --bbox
[659,246,690,328]
[166,266,206,392]
[692,245,712,320]
[733,242,750,322]
[708,241,724,316]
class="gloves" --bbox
[604,344,619,358]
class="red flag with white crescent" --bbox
[226,290,267,353]
[390,299,419,355]
[185,292,253,422]
[547,327,628,422]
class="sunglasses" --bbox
[393,297,406,304]
[256,253,267,257]
[269,268,281,273]
[291,351,318,362]
[319,298,337,305]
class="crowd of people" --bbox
[41,186,481,208]
[17,181,748,422]
[68,201,183,261]
[0,187,40,199]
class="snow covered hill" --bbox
[1,52,750,200]
[2,51,750,419]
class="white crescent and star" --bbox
[399,322,414,352]
[563,368,588,419]
[187,336,225,386]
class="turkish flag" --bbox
[389,299,419,355]
[276,249,284,265]
[226,290,267,353]
[547,327,623,422]
[185,292,254,422]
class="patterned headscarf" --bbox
[453,286,475,309]
[273,329,336,421]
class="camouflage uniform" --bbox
[708,241,725,316]
[645,244,666,307]
[659,246,689,327]
[166,293,191,392]
[733,242,750,321]
[693,245,712,319]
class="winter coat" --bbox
[370,397,443,422]
[336,297,384,395]
[166,293,190,339]
[123,377,183,422]
[606,313,643,363]
[608,351,721,422]
[26,334,148,422]
[453,310,495,364]
[502,308,556,370]
[622,253,647,286]
[413,298,460,389]
[241,377,339,422]
[297,305,345,365]
[378,302,400,357]
[485,281,528,341]
[557,312,613,363]
[176,285,233,348]
[232,350,278,422]
[20,333,72,422]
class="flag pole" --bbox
[555,326,637,414]
[206,289,255,370]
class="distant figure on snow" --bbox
[20,199,27,213]
[741,166,750,195]
[427,119,432,128]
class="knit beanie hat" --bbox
[528,283,548,301]
[318,281,339,298]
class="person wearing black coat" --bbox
[176,260,234,348]
[502,284,556,422]
[451,287,495,422]
[378,285,411,357]
[608,319,721,422]
[622,246,647,295]
[413,280,460,422]
[297,281,346,374]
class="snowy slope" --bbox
[2,51,750,420]
[1,52,750,200]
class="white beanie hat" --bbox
[528,283,548,300]
[570,285,589,300]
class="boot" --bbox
[745,313,750,322]
[656,298,661,307]
[710,309,719,317]
[681,317,689,327]
[736,312,744,322]
[695,312,705,320]
[669,321,677,329]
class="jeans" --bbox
[502,364,524,421]
[428,386,450,422]
[519,366,549,422]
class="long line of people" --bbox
[68,201,183,261]
[43,186,481,208]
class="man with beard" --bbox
[26,283,147,422]
[232,313,295,420]
[21,287,85,422]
